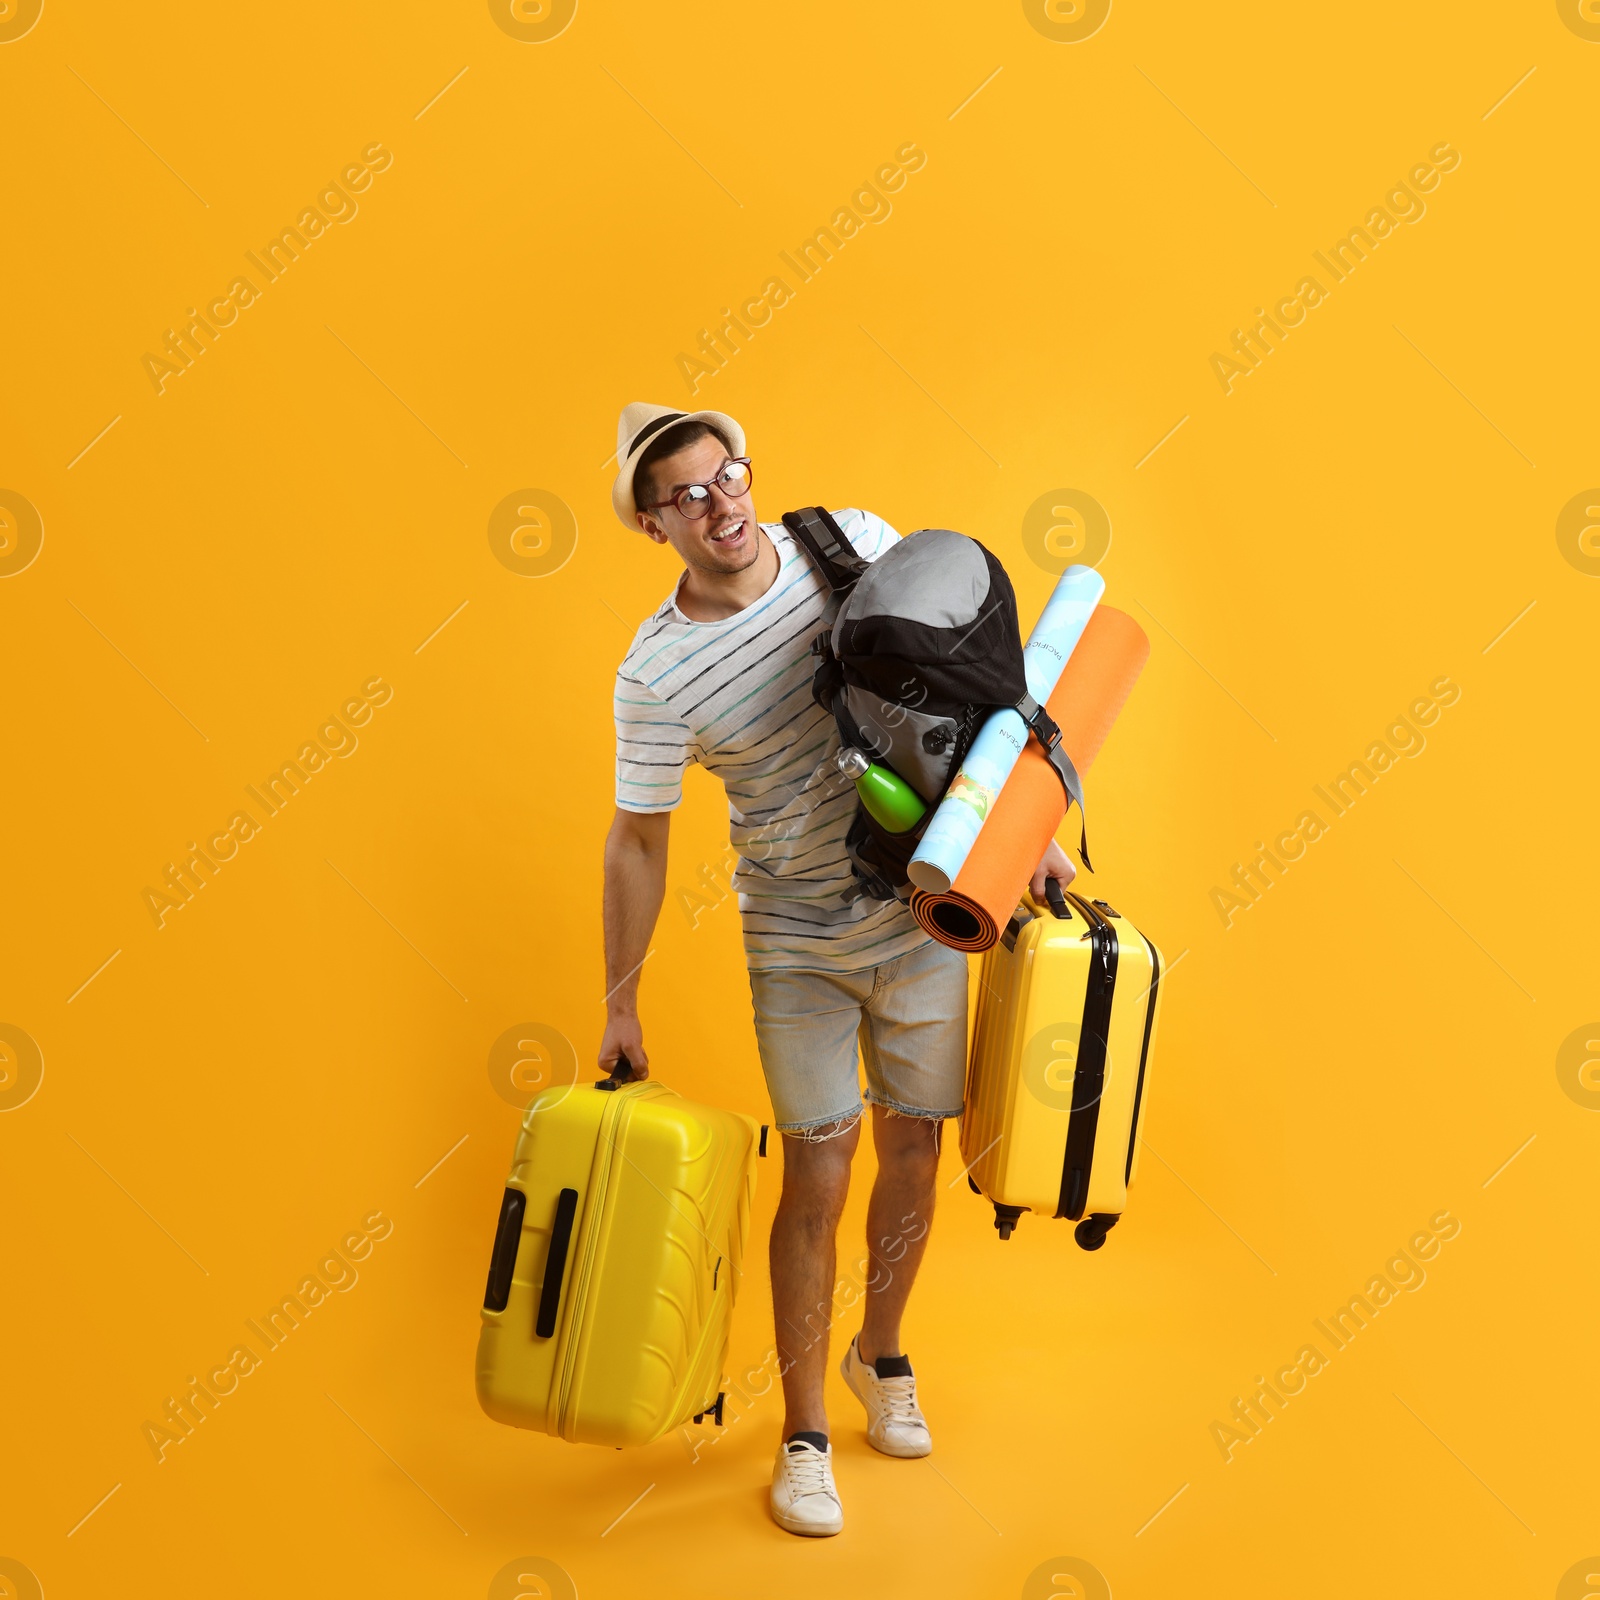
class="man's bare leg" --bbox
[770,1116,861,1438]
[858,1108,942,1366]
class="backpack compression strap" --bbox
[780,507,868,593]
[1016,693,1093,872]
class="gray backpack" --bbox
[781,507,1087,900]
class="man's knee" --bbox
[780,1120,857,1184]
[777,1124,856,1221]
[873,1108,944,1171]
[781,1163,850,1219]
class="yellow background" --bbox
[3,2,1597,1596]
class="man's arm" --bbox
[599,807,671,1080]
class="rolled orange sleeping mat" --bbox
[910,605,1150,951]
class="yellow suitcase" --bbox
[963,882,1162,1249]
[476,1061,761,1446]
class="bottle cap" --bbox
[835,747,870,780]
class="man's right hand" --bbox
[599,1014,649,1081]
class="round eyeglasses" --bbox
[645,458,754,520]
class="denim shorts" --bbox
[747,937,969,1135]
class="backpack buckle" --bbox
[1015,693,1062,750]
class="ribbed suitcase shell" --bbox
[476,1079,757,1446]
[963,888,1161,1244]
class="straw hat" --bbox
[611,401,746,529]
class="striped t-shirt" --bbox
[614,509,932,973]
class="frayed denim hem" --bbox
[863,1092,963,1121]
[775,1107,864,1143]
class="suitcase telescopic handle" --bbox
[534,1187,579,1339]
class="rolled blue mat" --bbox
[908,564,1105,894]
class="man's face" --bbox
[636,435,759,576]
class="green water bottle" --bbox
[836,747,927,834]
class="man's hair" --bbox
[633,419,730,516]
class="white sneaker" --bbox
[769,1437,844,1537]
[839,1336,932,1458]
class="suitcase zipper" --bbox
[1124,931,1160,1186]
[1056,892,1119,1221]
[553,1088,630,1433]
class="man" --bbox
[599,402,1074,1537]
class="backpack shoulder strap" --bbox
[781,506,868,594]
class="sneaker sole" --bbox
[839,1350,933,1459]
[770,1502,843,1538]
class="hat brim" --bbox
[612,409,747,528]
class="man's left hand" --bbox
[1029,838,1077,900]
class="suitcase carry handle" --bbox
[596,1052,638,1091]
[483,1187,526,1312]
[535,1187,580,1339]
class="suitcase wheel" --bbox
[1074,1214,1119,1252]
[992,1203,1025,1240]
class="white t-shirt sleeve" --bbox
[614,669,697,813]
